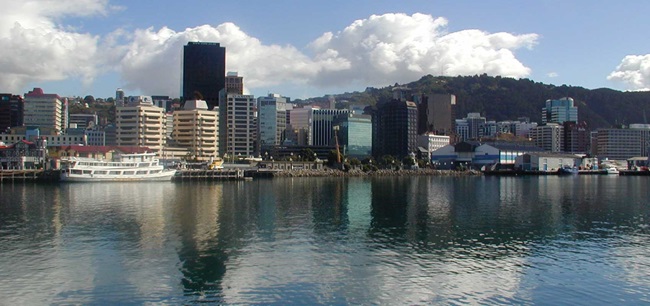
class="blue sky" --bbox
[2,0,649,100]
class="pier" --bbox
[0,170,61,183]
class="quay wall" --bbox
[259,168,482,178]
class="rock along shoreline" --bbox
[268,168,483,177]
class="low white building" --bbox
[515,152,582,171]
[418,133,450,161]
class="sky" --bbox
[1,0,649,100]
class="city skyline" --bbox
[1,0,650,100]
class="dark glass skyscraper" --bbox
[182,42,226,110]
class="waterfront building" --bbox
[373,87,418,158]
[172,99,219,162]
[0,132,86,147]
[219,92,257,158]
[542,97,578,124]
[258,93,288,150]
[333,113,372,158]
[515,152,582,171]
[0,138,47,169]
[115,98,166,155]
[563,121,590,153]
[430,140,543,169]
[287,106,317,146]
[530,123,564,152]
[313,109,349,147]
[23,88,67,134]
[417,93,456,136]
[594,124,650,160]
[182,42,226,109]
[418,133,450,161]
[0,94,23,132]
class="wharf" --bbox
[484,169,609,176]
[173,169,246,181]
[0,169,61,183]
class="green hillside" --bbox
[318,74,650,130]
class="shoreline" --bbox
[267,168,483,177]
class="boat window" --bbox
[150,170,161,174]
[71,170,82,174]
[83,170,92,174]
[139,163,149,167]
[109,171,120,175]
[123,171,135,175]
[136,170,148,175]
[94,171,107,175]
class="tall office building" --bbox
[465,113,486,140]
[594,124,650,160]
[258,93,288,150]
[219,92,257,158]
[182,42,226,109]
[373,87,418,158]
[312,109,349,147]
[0,94,23,132]
[288,106,317,146]
[542,97,578,124]
[563,121,589,153]
[530,123,564,152]
[116,97,166,155]
[172,100,219,161]
[23,88,67,134]
[334,113,372,158]
[418,93,456,135]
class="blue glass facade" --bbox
[338,115,372,158]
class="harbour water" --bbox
[1,176,649,304]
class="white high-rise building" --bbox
[219,93,257,158]
[116,98,166,155]
[172,100,219,161]
[530,123,564,152]
[418,133,450,160]
[23,88,67,134]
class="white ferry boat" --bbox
[60,152,176,182]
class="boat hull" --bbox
[60,170,177,182]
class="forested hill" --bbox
[322,74,650,130]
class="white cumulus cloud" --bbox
[0,4,539,97]
[117,23,317,97]
[307,13,538,88]
[607,54,650,91]
[0,0,121,93]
